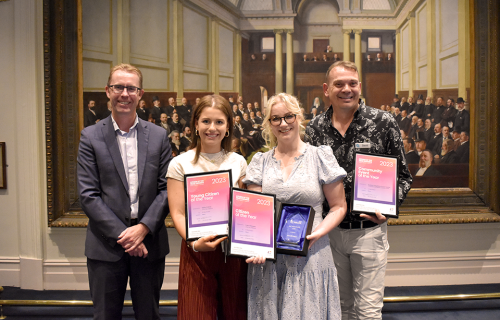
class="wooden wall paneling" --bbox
[364,73,396,109]
[313,39,329,53]
[412,90,427,100]
[432,89,459,102]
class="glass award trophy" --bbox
[276,203,315,256]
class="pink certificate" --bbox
[228,189,276,261]
[352,152,399,218]
[184,170,232,240]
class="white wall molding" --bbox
[0,258,21,287]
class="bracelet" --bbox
[192,240,199,252]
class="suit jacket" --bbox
[179,136,191,152]
[399,117,411,134]
[413,103,424,119]
[84,109,99,127]
[423,128,433,143]
[439,150,458,164]
[405,150,420,164]
[421,165,442,176]
[77,116,172,262]
[455,141,470,163]
[137,107,149,121]
[414,165,442,177]
[150,106,162,125]
[440,106,457,128]
[427,133,442,154]
[423,104,435,120]
[432,105,445,124]
[454,109,470,133]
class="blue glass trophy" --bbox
[276,203,315,256]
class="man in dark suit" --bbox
[398,110,411,135]
[411,95,424,119]
[165,97,177,117]
[440,98,457,129]
[101,101,112,120]
[403,137,420,164]
[77,64,172,319]
[390,94,399,108]
[431,97,445,124]
[84,100,100,127]
[423,119,433,142]
[423,96,435,120]
[179,126,192,152]
[414,150,442,176]
[427,123,442,154]
[136,99,149,121]
[150,96,162,125]
[399,96,409,113]
[168,112,184,133]
[177,97,192,125]
[407,116,419,140]
[454,97,470,133]
[455,131,470,163]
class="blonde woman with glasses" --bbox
[244,93,347,320]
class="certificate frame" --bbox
[276,203,315,256]
[184,170,232,241]
[351,151,399,218]
[228,188,277,261]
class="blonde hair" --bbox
[107,63,143,88]
[262,93,305,149]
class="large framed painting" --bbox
[43,0,499,227]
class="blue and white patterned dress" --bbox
[243,144,347,320]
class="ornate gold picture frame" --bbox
[43,0,499,227]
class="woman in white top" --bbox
[167,95,247,320]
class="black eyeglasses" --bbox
[108,85,141,95]
[269,114,297,126]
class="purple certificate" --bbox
[228,189,276,260]
[352,152,399,218]
[184,170,232,240]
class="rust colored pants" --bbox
[177,239,247,320]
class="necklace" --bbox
[200,151,226,164]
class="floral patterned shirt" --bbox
[305,101,412,221]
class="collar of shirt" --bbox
[324,101,363,134]
[112,115,139,135]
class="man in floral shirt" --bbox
[306,61,412,320]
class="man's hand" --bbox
[117,223,150,252]
[127,242,148,258]
[359,209,387,225]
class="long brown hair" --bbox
[189,95,233,163]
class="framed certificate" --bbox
[276,203,315,256]
[184,170,232,241]
[351,152,399,218]
[228,188,276,261]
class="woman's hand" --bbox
[246,256,266,264]
[306,227,328,249]
[191,235,227,252]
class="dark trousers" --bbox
[87,255,165,320]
